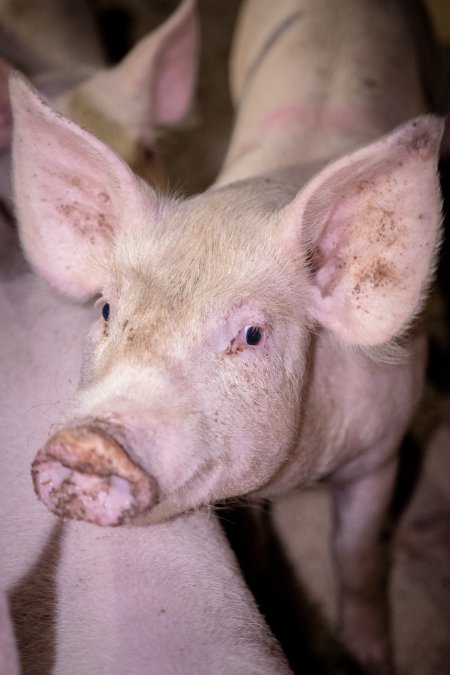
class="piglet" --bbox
[10,0,443,672]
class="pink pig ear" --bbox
[10,73,150,300]
[75,0,198,142]
[281,116,444,346]
[0,58,12,150]
[146,0,199,125]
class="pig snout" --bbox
[31,426,157,526]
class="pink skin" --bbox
[54,513,291,675]
[9,0,444,672]
[258,104,380,138]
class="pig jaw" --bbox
[32,426,157,526]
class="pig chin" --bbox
[31,425,158,527]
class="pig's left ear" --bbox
[280,116,444,346]
[76,0,199,139]
[11,73,150,300]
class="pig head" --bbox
[11,74,443,527]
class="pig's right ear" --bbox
[279,116,444,346]
[10,73,150,300]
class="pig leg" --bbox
[330,458,398,674]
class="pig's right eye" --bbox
[102,303,110,321]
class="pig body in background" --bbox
[11,0,443,673]
[55,512,291,675]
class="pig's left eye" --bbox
[102,303,110,321]
[244,325,263,346]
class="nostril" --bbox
[31,426,157,526]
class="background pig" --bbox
[54,513,291,675]
[9,0,444,673]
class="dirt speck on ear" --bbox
[409,130,432,156]
[55,198,114,238]
[366,258,396,288]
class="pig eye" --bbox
[102,303,110,321]
[244,325,263,346]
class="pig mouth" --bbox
[31,426,157,526]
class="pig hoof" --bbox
[31,426,156,526]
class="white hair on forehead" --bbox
[107,182,310,322]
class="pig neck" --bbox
[216,0,426,186]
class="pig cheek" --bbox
[209,356,293,489]
[78,322,108,388]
